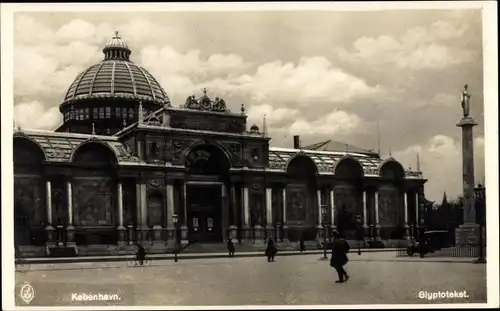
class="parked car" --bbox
[406,230,451,257]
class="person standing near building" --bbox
[135,244,146,266]
[265,238,277,262]
[227,239,235,257]
[299,234,306,252]
[330,230,350,283]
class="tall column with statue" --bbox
[455,84,479,245]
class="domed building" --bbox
[13,33,428,257]
[57,31,170,135]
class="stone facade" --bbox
[13,103,428,255]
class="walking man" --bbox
[330,230,350,283]
[265,238,278,262]
[299,234,306,252]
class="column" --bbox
[45,180,55,246]
[241,185,250,240]
[282,187,287,224]
[265,187,273,239]
[117,181,126,244]
[66,179,75,247]
[140,181,148,242]
[282,186,289,241]
[316,188,323,241]
[362,190,368,235]
[403,192,410,240]
[180,182,188,243]
[415,192,419,228]
[230,186,238,226]
[229,186,238,242]
[221,184,228,241]
[374,190,381,241]
[329,188,335,229]
[166,182,175,242]
[456,115,479,244]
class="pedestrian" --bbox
[330,230,350,283]
[135,244,146,266]
[265,237,277,262]
[227,239,235,257]
[299,234,306,252]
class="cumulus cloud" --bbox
[14,101,62,130]
[335,20,477,70]
[393,135,485,202]
[11,11,485,202]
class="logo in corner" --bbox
[19,283,35,304]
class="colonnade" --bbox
[41,177,423,248]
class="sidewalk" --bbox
[23,248,399,264]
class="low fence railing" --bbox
[396,243,484,258]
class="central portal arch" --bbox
[184,143,231,243]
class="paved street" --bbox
[15,252,486,306]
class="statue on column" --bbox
[460,84,471,118]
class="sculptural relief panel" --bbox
[334,185,359,229]
[286,183,311,224]
[378,185,401,226]
[73,178,115,226]
[168,138,195,164]
[220,142,242,167]
[122,180,136,226]
[250,183,264,226]
[147,192,165,227]
[14,177,44,226]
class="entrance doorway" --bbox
[186,184,223,243]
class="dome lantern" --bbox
[103,31,131,61]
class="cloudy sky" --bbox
[12,8,485,202]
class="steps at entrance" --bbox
[182,240,322,254]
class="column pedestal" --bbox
[282,224,289,241]
[275,224,282,242]
[404,225,410,240]
[117,226,127,246]
[152,225,164,245]
[45,225,56,247]
[127,225,135,245]
[253,225,264,242]
[180,225,189,245]
[139,227,150,244]
[375,225,382,241]
[266,225,275,240]
[228,225,238,243]
[316,224,324,241]
[363,224,369,239]
[66,225,76,248]
[455,224,480,245]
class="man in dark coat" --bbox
[330,230,350,283]
[265,238,278,262]
[299,234,306,252]
[135,244,146,266]
[227,239,236,257]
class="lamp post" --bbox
[356,214,362,255]
[173,213,179,263]
[320,205,328,260]
[473,184,486,264]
